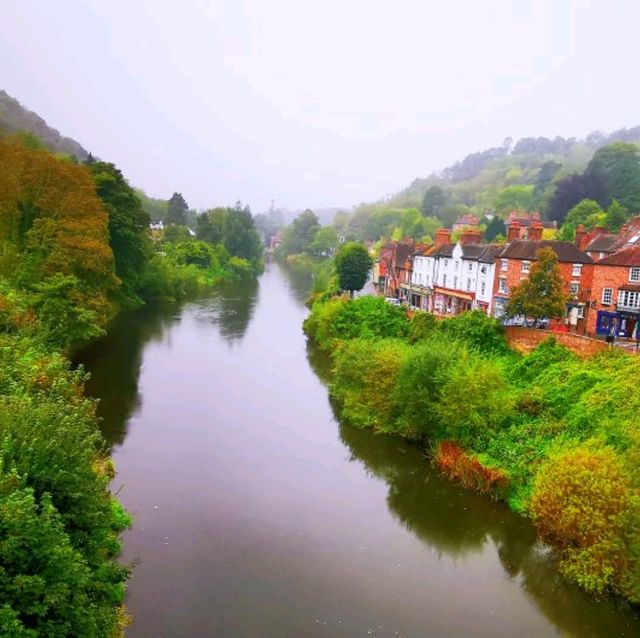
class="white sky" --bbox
[1,0,638,212]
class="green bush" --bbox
[304,295,409,349]
[530,443,639,599]
[331,338,410,429]
[439,310,509,355]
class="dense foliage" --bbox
[334,242,373,294]
[506,248,567,321]
[304,295,640,603]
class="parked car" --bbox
[384,297,400,306]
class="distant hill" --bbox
[0,90,90,160]
[389,128,640,213]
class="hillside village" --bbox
[375,212,640,340]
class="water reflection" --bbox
[76,303,180,447]
[276,259,315,306]
[337,410,640,637]
[192,276,259,344]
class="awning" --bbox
[434,286,474,301]
[400,283,432,294]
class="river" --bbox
[76,261,640,637]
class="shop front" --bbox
[400,283,431,310]
[433,287,474,316]
[596,310,640,338]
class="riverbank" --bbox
[76,262,640,636]
[303,295,640,605]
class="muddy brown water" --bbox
[76,261,640,637]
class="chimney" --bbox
[507,221,521,242]
[459,229,476,245]
[434,228,452,249]
[528,221,543,242]
[575,224,588,251]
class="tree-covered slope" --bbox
[0,90,91,161]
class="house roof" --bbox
[598,245,640,267]
[585,233,618,253]
[478,244,503,263]
[433,243,455,258]
[499,240,592,263]
[394,242,415,265]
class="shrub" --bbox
[439,310,509,355]
[304,295,409,350]
[390,336,463,439]
[435,354,515,447]
[331,338,410,429]
[530,443,639,598]
[407,311,438,343]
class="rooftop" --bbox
[499,240,592,263]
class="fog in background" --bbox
[1,0,638,212]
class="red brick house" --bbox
[586,245,640,338]
[492,222,593,331]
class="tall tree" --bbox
[421,185,447,217]
[586,142,640,212]
[484,216,506,241]
[335,242,373,296]
[278,209,320,255]
[559,199,605,240]
[506,247,567,322]
[222,201,263,264]
[606,199,628,231]
[88,161,150,303]
[166,192,189,226]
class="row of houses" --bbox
[374,217,640,338]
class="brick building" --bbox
[585,245,640,337]
[492,221,593,331]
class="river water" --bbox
[77,262,640,637]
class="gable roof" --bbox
[598,245,640,267]
[499,240,592,263]
[585,233,618,253]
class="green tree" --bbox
[506,247,567,321]
[559,199,605,240]
[484,216,507,241]
[587,142,640,211]
[606,199,629,231]
[493,184,536,214]
[310,226,339,257]
[197,207,227,245]
[334,242,373,296]
[278,209,320,255]
[421,185,447,217]
[88,161,150,304]
[166,192,189,226]
[222,202,263,265]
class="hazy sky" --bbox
[2,0,639,212]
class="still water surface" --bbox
[77,262,640,637]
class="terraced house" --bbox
[492,222,594,331]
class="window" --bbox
[481,281,486,295]
[443,274,447,287]
[501,258,508,271]
[570,282,579,296]
[453,276,458,289]
[630,267,640,283]
[577,306,585,319]
[522,261,530,274]
[602,288,613,305]
[468,262,473,271]
[498,277,508,294]
[454,261,459,271]
[618,289,640,310]
[572,263,582,277]
[480,265,487,274]
[466,278,471,291]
